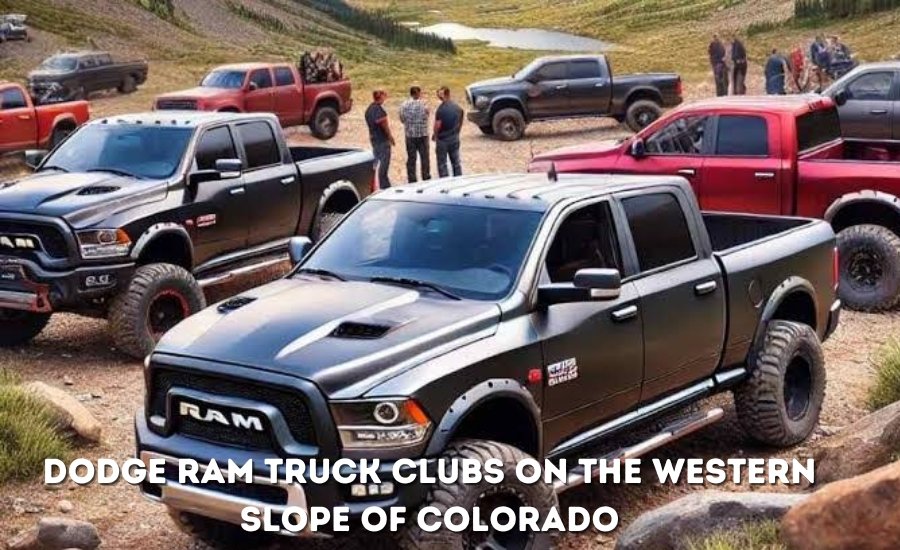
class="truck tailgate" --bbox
[707,213,837,368]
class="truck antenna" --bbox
[548,163,558,182]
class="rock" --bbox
[62,376,74,386]
[615,490,806,550]
[21,382,102,443]
[36,517,101,550]
[57,500,74,514]
[811,400,900,485]
[6,528,39,550]
[782,461,900,550]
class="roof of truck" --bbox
[373,173,688,212]
[676,94,835,116]
[88,111,276,128]
[213,62,285,71]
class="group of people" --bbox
[708,33,749,96]
[364,86,465,189]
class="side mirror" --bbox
[23,149,47,170]
[630,138,646,159]
[538,268,621,306]
[215,158,243,176]
[248,81,259,91]
[288,236,313,266]
[833,90,848,106]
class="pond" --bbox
[416,22,612,52]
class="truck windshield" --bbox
[299,201,543,301]
[41,125,194,180]
[201,70,247,89]
[39,56,77,72]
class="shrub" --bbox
[0,371,70,484]
[795,0,900,19]
[867,339,900,411]
[686,520,784,550]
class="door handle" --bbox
[555,84,568,90]
[677,168,696,176]
[594,82,606,88]
[229,187,246,196]
[17,115,31,121]
[280,176,296,185]
[694,280,718,296]
[870,109,889,115]
[611,305,638,322]
[754,171,776,179]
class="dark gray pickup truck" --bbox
[136,173,839,548]
[466,54,683,140]
[27,51,149,102]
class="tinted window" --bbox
[195,127,237,171]
[96,54,112,66]
[546,203,621,283]
[1,88,28,110]
[646,116,708,155]
[569,60,602,79]
[201,70,246,89]
[716,115,768,156]
[797,107,841,152]
[846,71,894,101]
[274,67,295,86]
[623,193,695,271]
[534,62,566,81]
[80,57,95,68]
[249,69,273,89]
[236,122,280,168]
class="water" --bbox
[416,22,611,52]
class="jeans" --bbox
[435,137,462,178]
[713,63,729,97]
[372,141,391,189]
[732,62,747,95]
[405,136,430,182]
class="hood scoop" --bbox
[78,185,121,196]
[331,321,393,339]
[217,296,256,313]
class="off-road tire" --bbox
[50,125,73,149]
[311,211,345,241]
[478,124,495,136]
[400,439,557,550]
[167,508,274,550]
[109,263,205,359]
[492,108,526,141]
[624,100,662,133]
[0,310,51,347]
[837,224,900,312]
[310,105,340,140]
[118,75,137,94]
[735,320,825,447]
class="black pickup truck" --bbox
[466,54,682,140]
[0,112,374,358]
[27,51,149,102]
[136,173,840,548]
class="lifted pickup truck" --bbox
[0,82,89,154]
[466,54,682,140]
[155,62,352,140]
[531,95,900,311]
[27,51,149,102]
[0,112,374,358]
[136,173,839,548]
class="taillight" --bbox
[832,246,840,292]
[370,172,379,194]
[676,78,683,97]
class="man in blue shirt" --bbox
[765,49,788,95]
[433,86,464,178]
[365,89,395,189]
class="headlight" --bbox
[76,229,132,259]
[474,95,490,109]
[331,398,432,450]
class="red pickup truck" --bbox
[0,82,89,154]
[154,62,352,140]
[530,96,900,312]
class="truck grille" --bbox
[149,368,317,448]
[0,220,69,259]
[156,99,198,110]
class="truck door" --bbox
[700,114,783,215]
[272,66,304,126]
[536,201,644,451]
[244,69,276,114]
[618,191,726,403]
[234,120,301,246]
[617,114,710,192]
[836,70,895,140]
[0,87,37,152]
[527,61,570,119]
[567,58,611,115]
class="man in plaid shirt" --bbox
[399,86,431,182]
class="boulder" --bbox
[811,400,900,484]
[615,490,806,550]
[35,517,101,550]
[21,382,101,444]
[782,460,900,550]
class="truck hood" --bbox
[156,87,239,100]
[156,278,501,397]
[0,171,168,226]
[27,69,74,80]
[529,139,627,172]
[468,76,518,92]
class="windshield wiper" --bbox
[86,167,141,179]
[38,165,68,173]
[369,276,461,300]
[295,267,345,281]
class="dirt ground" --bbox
[2,79,899,549]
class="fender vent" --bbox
[217,296,256,313]
[78,185,120,195]
[331,322,392,339]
